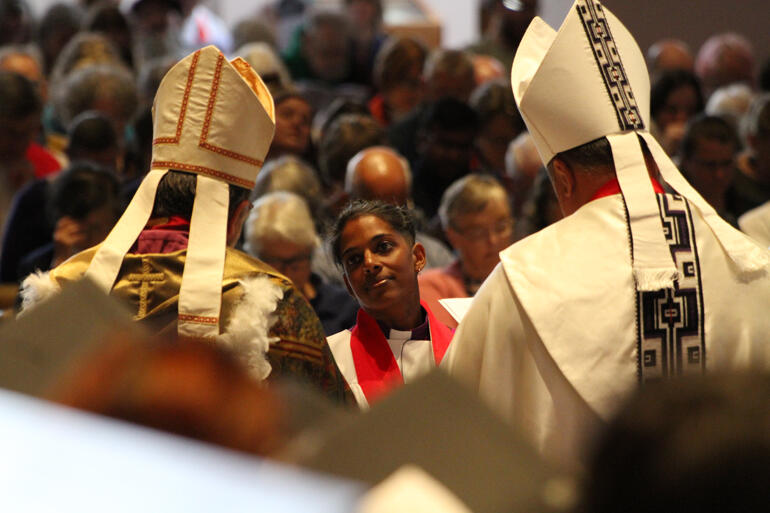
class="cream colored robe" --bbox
[445,193,770,471]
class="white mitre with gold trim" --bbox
[511,0,767,289]
[84,45,276,337]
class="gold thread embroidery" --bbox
[197,53,265,167]
[178,314,219,325]
[153,49,200,145]
[126,259,165,319]
[151,160,256,188]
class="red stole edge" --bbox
[349,300,453,404]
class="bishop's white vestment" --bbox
[444,191,770,470]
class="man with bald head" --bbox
[647,39,694,76]
[345,145,410,206]
[344,145,453,270]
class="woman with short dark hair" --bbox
[327,200,453,408]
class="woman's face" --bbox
[339,214,425,321]
[656,84,699,130]
[273,97,312,155]
[257,236,313,293]
[446,194,514,282]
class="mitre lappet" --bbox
[84,45,276,337]
[511,0,767,289]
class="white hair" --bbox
[243,191,319,256]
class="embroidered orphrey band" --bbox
[636,194,705,383]
[576,0,645,131]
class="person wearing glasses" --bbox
[418,174,514,328]
[244,191,358,336]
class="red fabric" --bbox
[131,216,191,254]
[368,94,388,125]
[591,176,665,201]
[349,300,453,404]
[26,143,61,178]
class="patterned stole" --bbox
[349,300,453,404]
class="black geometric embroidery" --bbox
[636,194,705,383]
[575,0,645,131]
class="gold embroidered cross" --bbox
[125,259,165,318]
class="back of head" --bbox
[582,372,770,513]
[345,146,411,205]
[35,3,83,75]
[0,69,39,119]
[318,113,386,186]
[420,96,478,135]
[231,17,277,52]
[695,33,756,95]
[423,48,476,102]
[470,78,524,130]
[254,155,323,217]
[48,161,120,223]
[743,92,770,140]
[53,63,138,131]
[438,173,508,231]
[244,190,318,256]
[67,110,119,154]
[49,31,125,86]
[647,38,694,76]
[372,35,427,92]
[704,83,754,132]
[680,114,740,161]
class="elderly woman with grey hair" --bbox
[244,191,358,335]
[418,174,514,328]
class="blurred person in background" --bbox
[34,3,83,77]
[244,191,358,336]
[469,0,538,70]
[470,78,525,177]
[317,112,387,215]
[343,0,385,87]
[695,32,756,99]
[411,98,479,224]
[650,69,704,156]
[646,38,694,77]
[679,115,741,225]
[0,70,53,242]
[265,88,313,162]
[580,373,770,513]
[514,168,561,240]
[0,0,32,47]
[730,93,770,216]
[368,35,427,127]
[18,162,120,277]
[52,335,288,457]
[419,174,514,329]
[704,82,755,133]
[83,1,136,69]
[0,44,48,103]
[504,131,542,219]
[388,48,476,165]
[1,112,120,284]
[253,155,327,231]
[231,16,276,53]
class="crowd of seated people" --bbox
[1,1,770,507]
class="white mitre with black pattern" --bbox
[511,0,767,289]
[84,45,276,337]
